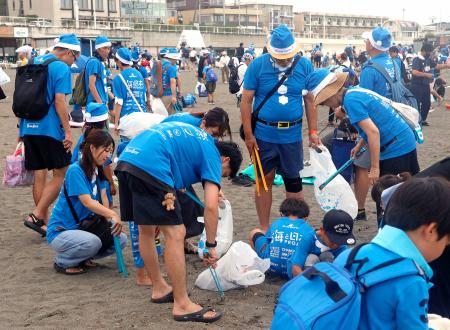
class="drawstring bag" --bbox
[3,142,34,187]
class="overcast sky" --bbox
[293,1,450,25]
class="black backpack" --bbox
[229,63,243,94]
[13,57,59,119]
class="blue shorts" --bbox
[257,139,304,179]
[253,232,270,259]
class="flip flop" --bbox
[23,213,46,237]
[80,260,99,268]
[54,263,86,275]
[173,307,222,323]
[151,291,174,304]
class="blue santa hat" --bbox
[131,49,140,62]
[115,47,132,65]
[85,102,108,123]
[362,28,392,52]
[95,36,111,50]
[267,25,301,60]
[54,34,80,52]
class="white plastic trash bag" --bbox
[150,96,169,117]
[310,145,358,219]
[118,112,165,140]
[195,241,270,291]
[198,200,233,259]
[0,67,10,86]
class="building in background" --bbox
[295,12,389,39]
[382,20,420,42]
[121,0,168,24]
[4,0,121,26]
[170,0,293,31]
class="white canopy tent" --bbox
[177,30,206,49]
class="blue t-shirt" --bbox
[343,88,416,160]
[360,53,396,99]
[118,122,222,189]
[46,162,107,243]
[112,67,148,118]
[287,232,348,278]
[135,64,149,79]
[162,113,203,127]
[71,133,113,166]
[243,54,313,144]
[334,226,432,330]
[19,54,72,141]
[149,59,177,96]
[258,217,315,277]
[84,57,108,104]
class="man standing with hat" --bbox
[112,48,148,134]
[353,27,395,221]
[21,34,80,236]
[85,36,111,105]
[241,25,317,232]
[161,49,181,114]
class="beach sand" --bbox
[0,67,448,329]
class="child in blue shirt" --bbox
[249,198,314,278]
[202,59,217,105]
[287,209,355,278]
[334,177,450,329]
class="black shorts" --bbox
[116,163,182,226]
[23,135,71,171]
[206,81,216,93]
[380,149,420,176]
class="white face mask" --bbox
[274,62,292,72]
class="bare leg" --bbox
[286,190,304,200]
[138,225,171,299]
[136,267,153,286]
[160,224,218,319]
[354,166,369,210]
[33,166,68,224]
[255,169,276,232]
[32,169,47,207]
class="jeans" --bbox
[50,230,127,268]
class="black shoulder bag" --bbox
[63,179,114,254]
[239,55,301,140]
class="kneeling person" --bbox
[288,209,355,278]
[249,198,314,278]
[115,122,242,323]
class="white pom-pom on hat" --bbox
[54,37,60,44]
[84,112,91,118]
[376,40,382,46]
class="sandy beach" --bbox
[0,67,448,329]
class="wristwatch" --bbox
[205,240,217,248]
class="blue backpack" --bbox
[206,67,218,82]
[365,60,418,110]
[271,244,426,330]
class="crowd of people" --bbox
[5,22,450,327]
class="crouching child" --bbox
[249,198,314,278]
[287,209,355,278]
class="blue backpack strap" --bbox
[302,266,348,303]
[357,258,426,290]
[366,61,395,85]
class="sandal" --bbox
[151,291,174,304]
[80,260,99,268]
[23,213,46,237]
[54,263,86,275]
[174,307,222,323]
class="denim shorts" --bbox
[257,139,304,179]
